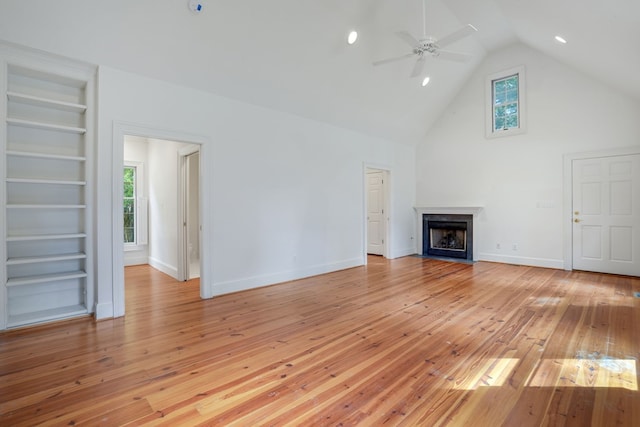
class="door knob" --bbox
[574,211,580,215]
[574,218,581,223]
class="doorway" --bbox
[365,167,390,259]
[112,122,212,318]
[564,148,640,276]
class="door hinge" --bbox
[381,209,384,214]
[382,239,384,244]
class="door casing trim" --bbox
[112,121,212,319]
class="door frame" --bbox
[177,145,200,281]
[363,163,391,263]
[562,145,640,271]
[112,122,213,318]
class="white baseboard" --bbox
[390,247,417,259]
[212,257,364,296]
[148,257,179,280]
[477,252,564,270]
[94,301,114,320]
[124,255,149,266]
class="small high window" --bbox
[486,65,526,138]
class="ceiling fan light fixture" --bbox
[554,35,567,44]
[347,31,358,45]
[421,76,430,87]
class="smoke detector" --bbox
[188,0,203,13]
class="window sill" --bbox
[485,126,526,139]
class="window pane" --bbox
[124,167,135,197]
[124,183,134,198]
[124,166,136,244]
[492,73,520,132]
[124,199,134,220]
[124,228,135,243]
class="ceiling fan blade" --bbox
[395,31,420,48]
[433,50,472,62]
[410,55,426,78]
[372,52,415,66]
[436,24,477,48]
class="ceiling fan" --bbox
[373,1,477,78]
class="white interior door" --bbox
[186,152,200,279]
[367,171,385,255]
[177,145,201,281]
[572,154,640,276]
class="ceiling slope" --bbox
[0,0,636,143]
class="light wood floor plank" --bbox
[1,256,638,426]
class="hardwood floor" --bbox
[1,256,639,426]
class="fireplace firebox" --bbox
[423,214,473,260]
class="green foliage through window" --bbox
[492,74,519,132]
[124,166,136,243]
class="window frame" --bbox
[485,65,527,139]
[123,161,147,251]
[123,165,136,245]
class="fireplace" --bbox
[423,214,473,260]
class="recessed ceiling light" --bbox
[347,31,358,45]
[554,35,567,44]
[421,76,430,87]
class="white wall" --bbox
[123,136,148,266]
[146,139,198,278]
[416,43,640,268]
[97,66,416,318]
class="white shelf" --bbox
[7,204,86,209]
[7,304,88,328]
[6,233,87,242]
[6,177,86,186]
[7,117,86,134]
[7,91,87,113]
[3,59,94,330]
[6,270,87,287]
[6,150,86,162]
[7,253,87,265]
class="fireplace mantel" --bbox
[414,206,483,260]
[414,206,483,216]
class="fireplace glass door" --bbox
[430,227,467,252]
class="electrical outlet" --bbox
[496,243,501,249]
[512,244,518,251]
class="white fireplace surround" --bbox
[414,206,483,261]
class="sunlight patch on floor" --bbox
[528,357,637,391]
[454,356,637,391]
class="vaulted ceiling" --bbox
[0,0,638,143]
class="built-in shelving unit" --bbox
[2,55,95,329]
